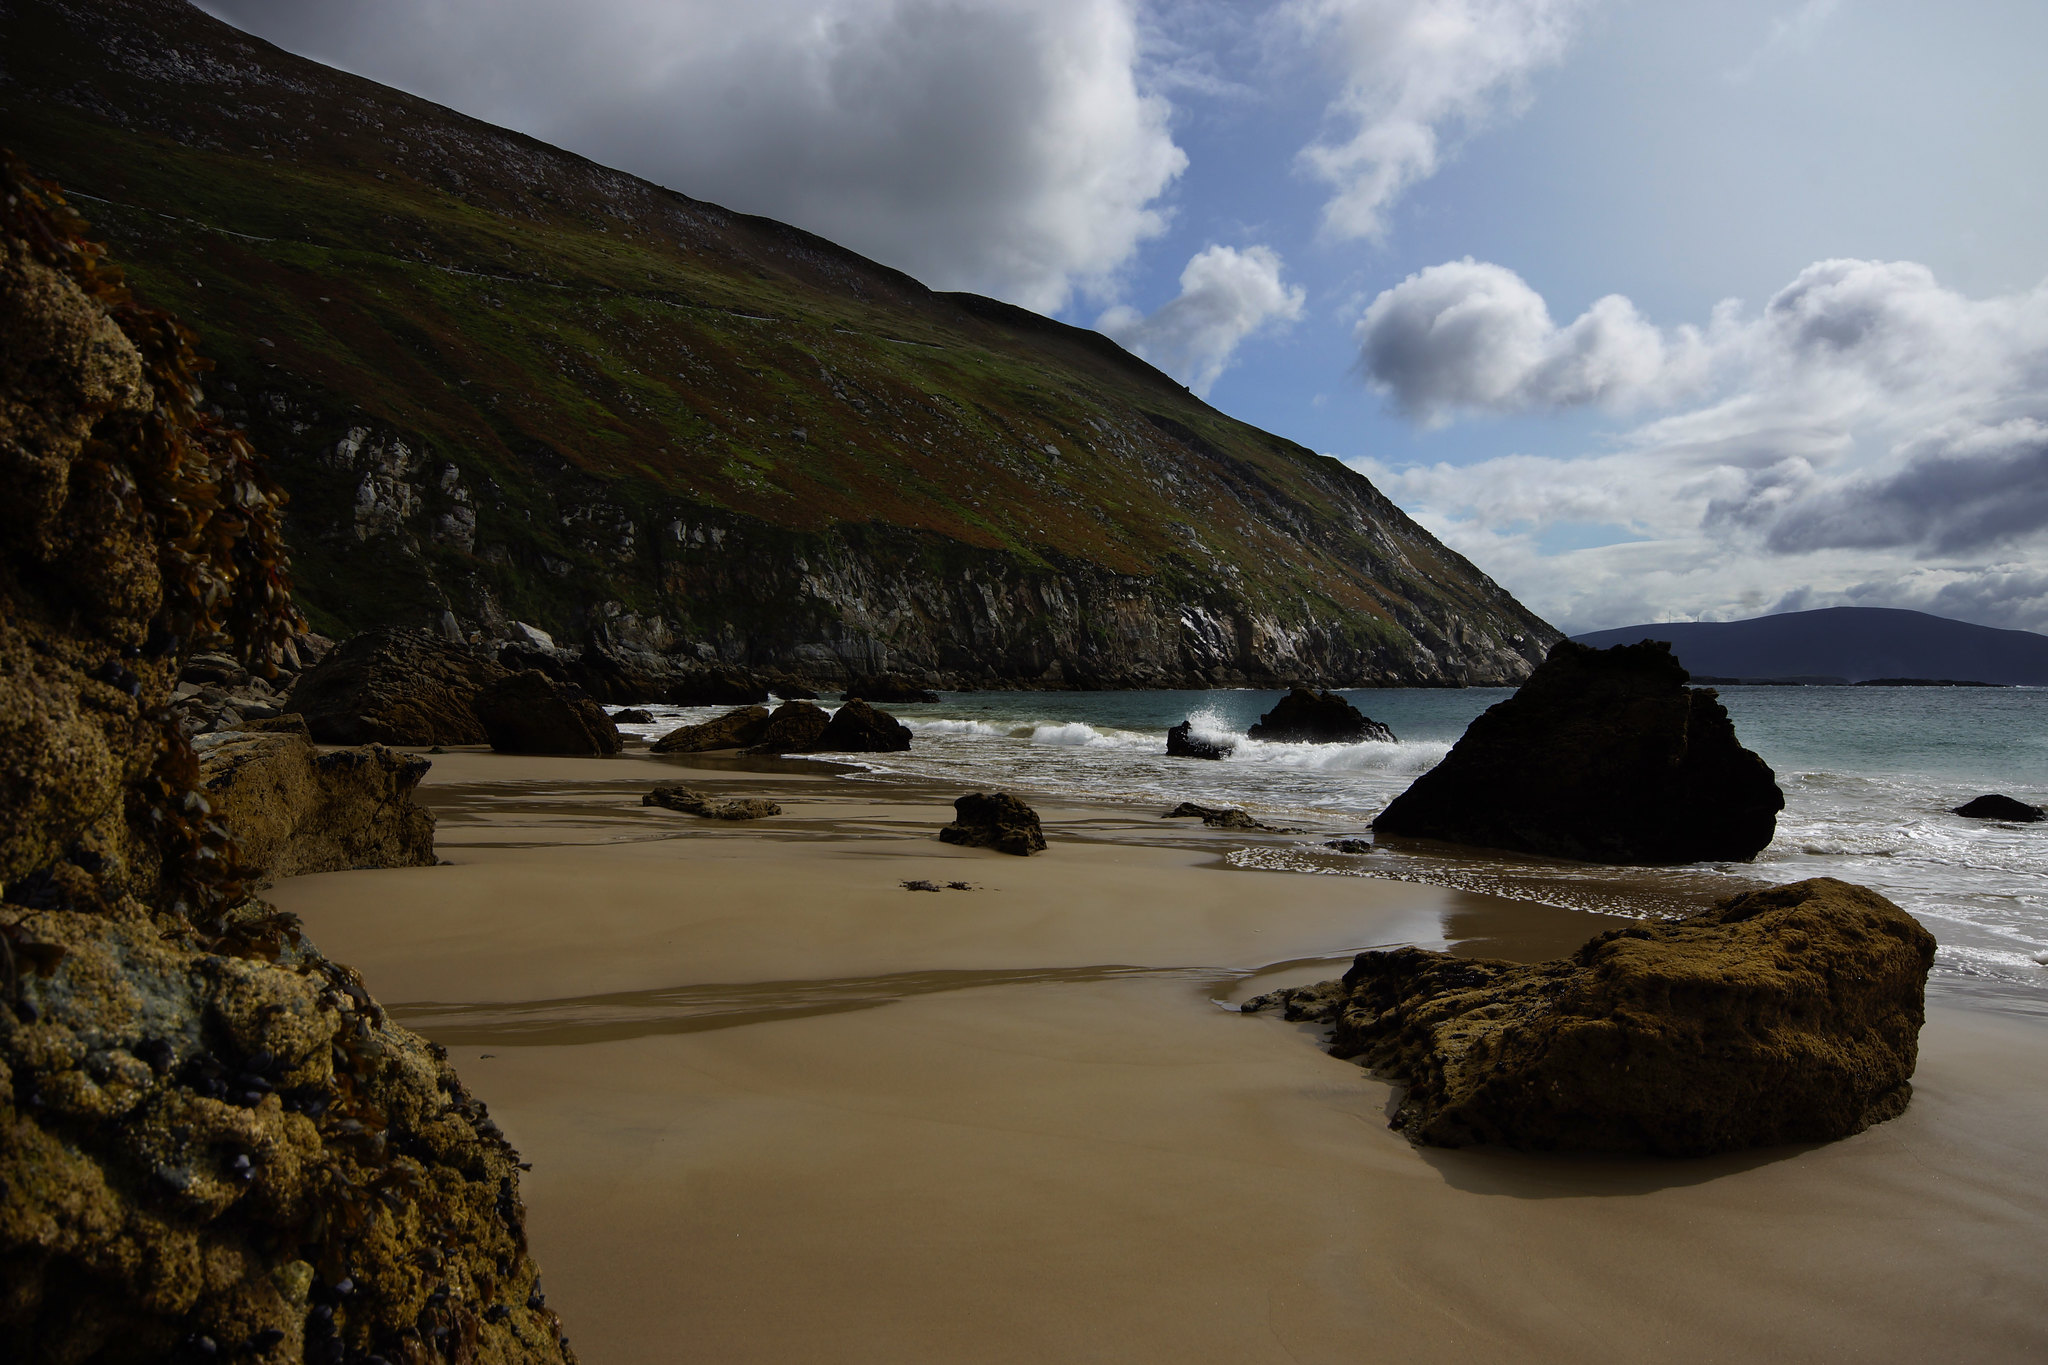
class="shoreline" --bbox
[268,748,2048,1362]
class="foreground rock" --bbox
[1248,687,1395,743]
[0,167,569,1361]
[651,705,771,753]
[643,785,781,820]
[1952,794,2044,822]
[939,792,1046,855]
[475,669,622,755]
[1166,720,1232,760]
[198,732,436,882]
[815,698,913,752]
[1374,640,1784,864]
[1246,878,1934,1155]
[287,626,507,745]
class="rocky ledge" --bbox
[1246,878,1936,1156]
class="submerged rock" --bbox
[197,732,436,882]
[939,791,1047,856]
[1247,687,1395,744]
[650,704,772,753]
[475,669,622,756]
[1245,878,1935,1156]
[1163,801,1296,832]
[643,785,781,820]
[740,698,831,755]
[1952,794,2044,823]
[1373,640,1784,864]
[814,698,913,753]
[1166,720,1232,760]
[287,627,506,746]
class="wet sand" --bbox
[270,749,2048,1363]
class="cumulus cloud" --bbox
[1290,0,1593,240]
[1352,257,2048,630]
[201,0,1185,312]
[1097,244,1306,394]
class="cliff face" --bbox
[0,0,1561,687]
[0,156,572,1364]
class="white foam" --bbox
[906,718,1004,738]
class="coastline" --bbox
[267,748,2048,1363]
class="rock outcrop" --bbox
[1373,640,1785,864]
[939,792,1046,856]
[1244,878,1936,1156]
[1952,794,2044,823]
[842,674,940,704]
[1166,720,1232,760]
[643,786,781,820]
[0,160,571,1362]
[814,699,913,753]
[287,627,507,746]
[1247,687,1395,743]
[650,705,772,754]
[196,732,436,882]
[739,699,832,755]
[474,669,622,756]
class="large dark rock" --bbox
[651,704,772,753]
[1247,687,1395,743]
[1952,793,2044,822]
[1373,640,1784,864]
[474,669,622,755]
[939,791,1046,856]
[815,699,913,752]
[197,732,436,882]
[287,627,507,745]
[740,698,832,754]
[842,673,940,704]
[667,665,772,706]
[1246,878,1936,1156]
[609,707,655,725]
[1166,719,1232,760]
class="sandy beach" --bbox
[267,749,2048,1363]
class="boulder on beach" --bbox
[651,704,772,753]
[1373,640,1784,864]
[474,668,622,755]
[644,785,781,820]
[842,673,941,704]
[741,698,832,754]
[1166,719,1232,760]
[1952,794,2044,823]
[609,707,656,725]
[815,698,913,752]
[939,791,1047,856]
[287,626,507,745]
[1248,687,1396,744]
[198,731,437,882]
[1245,877,1936,1155]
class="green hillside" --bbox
[0,0,1560,687]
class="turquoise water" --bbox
[617,686,2048,999]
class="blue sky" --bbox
[206,0,2048,634]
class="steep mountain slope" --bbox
[0,0,1560,687]
[1573,608,2048,686]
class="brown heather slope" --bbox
[0,0,1560,687]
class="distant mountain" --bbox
[1572,608,2048,686]
[0,0,1558,689]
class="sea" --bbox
[614,686,2048,1005]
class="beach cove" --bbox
[270,748,2048,1363]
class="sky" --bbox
[201,0,2048,636]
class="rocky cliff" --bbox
[0,153,571,1363]
[0,0,1561,689]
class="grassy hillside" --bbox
[0,0,1560,685]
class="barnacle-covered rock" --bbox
[197,731,438,883]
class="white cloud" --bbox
[203,0,1185,312]
[1097,244,1305,394]
[1351,257,2048,631]
[1290,0,1593,240]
